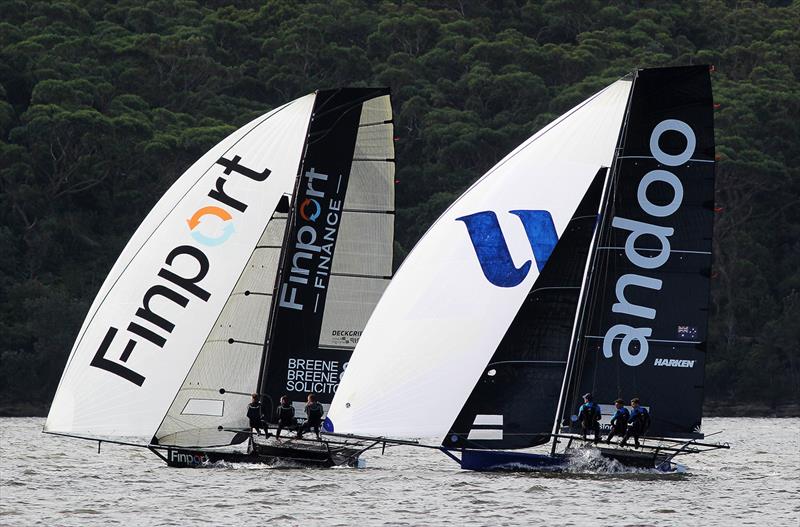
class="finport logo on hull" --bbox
[168,449,209,467]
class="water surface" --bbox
[1,417,798,526]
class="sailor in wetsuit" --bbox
[621,397,650,448]
[297,393,325,440]
[275,395,296,439]
[577,392,602,443]
[606,398,630,443]
[247,393,266,436]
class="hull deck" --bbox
[156,435,364,468]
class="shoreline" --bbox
[2,401,798,419]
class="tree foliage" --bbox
[0,0,797,413]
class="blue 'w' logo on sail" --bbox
[457,211,557,288]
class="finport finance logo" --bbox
[299,198,321,221]
[89,154,271,386]
[187,206,235,246]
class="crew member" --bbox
[606,398,629,443]
[621,397,650,448]
[297,393,325,440]
[275,395,296,439]
[247,393,266,436]
[576,393,602,443]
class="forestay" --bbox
[44,95,315,439]
[327,79,632,438]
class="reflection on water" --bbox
[1,417,798,526]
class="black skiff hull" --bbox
[161,443,361,468]
[459,448,674,472]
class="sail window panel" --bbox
[181,398,224,417]
[359,94,392,126]
[232,246,281,296]
[344,161,395,212]
[205,293,271,344]
[331,212,393,277]
[319,276,390,350]
[353,122,394,160]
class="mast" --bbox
[555,66,715,440]
[255,88,394,419]
[550,71,638,455]
[255,99,316,416]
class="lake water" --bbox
[1,417,798,526]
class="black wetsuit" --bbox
[606,407,630,443]
[247,401,265,435]
[577,401,602,442]
[275,403,296,438]
[621,406,650,447]
[298,402,324,439]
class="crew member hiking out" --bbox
[606,398,630,443]
[621,398,651,448]
[576,393,602,443]
[275,395,296,439]
[247,393,266,437]
[297,393,325,440]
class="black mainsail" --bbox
[560,66,715,439]
[259,88,395,420]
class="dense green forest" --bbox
[0,0,797,415]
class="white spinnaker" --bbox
[45,94,315,439]
[327,79,632,438]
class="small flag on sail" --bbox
[676,325,698,340]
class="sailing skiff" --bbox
[326,66,729,472]
[45,88,395,468]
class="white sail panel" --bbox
[316,95,394,354]
[331,212,393,276]
[45,95,316,439]
[353,123,393,160]
[344,161,394,212]
[327,79,632,438]
[318,276,390,349]
[358,94,392,126]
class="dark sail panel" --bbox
[443,169,606,450]
[565,66,714,439]
[259,88,391,417]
